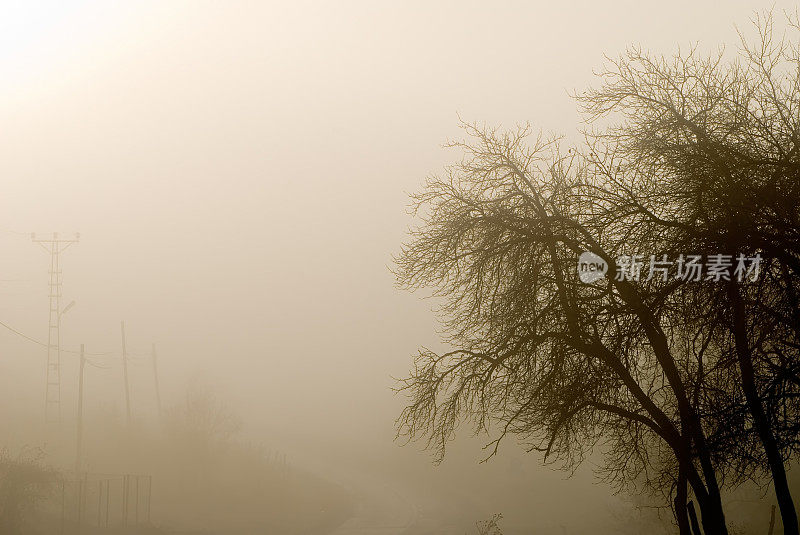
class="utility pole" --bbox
[32,232,79,423]
[151,343,162,417]
[75,344,85,475]
[121,321,131,425]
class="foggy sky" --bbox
[0,2,795,528]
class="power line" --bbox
[0,318,51,347]
[0,318,122,372]
[0,317,110,357]
[0,226,30,236]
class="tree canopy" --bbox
[395,13,800,535]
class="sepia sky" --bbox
[0,2,797,519]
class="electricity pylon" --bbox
[32,232,79,423]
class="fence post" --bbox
[60,480,65,535]
[105,479,110,528]
[77,478,82,527]
[97,480,102,527]
[122,475,128,527]
[82,473,88,526]
[147,475,152,524]
[135,475,140,526]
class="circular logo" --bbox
[577,251,608,283]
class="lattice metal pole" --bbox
[32,232,79,423]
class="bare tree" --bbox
[395,122,731,534]
[396,13,800,535]
[576,12,800,533]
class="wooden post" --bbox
[121,322,131,425]
[147,475,152,523]
[152,343,162,417]
[75,344,85,475]
[135,475,140,526]
[60,480,65,535]
[122,475,128,527]
[97,480,102,527]
[105,479,109,527]
[77,479,82,527]
[82,473,88,527]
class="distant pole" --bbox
[32,232,79,423]
[121,322,132,425]
[146,475,152,523]
[82,473,88,525]
[122,475,128,527]
[135,476,140,526]
[96,480,101,527]
[60,480,65,535]
[75,344,86,475]
[151,343,162,417]
[105,479,110,527]
[77,478,82,527]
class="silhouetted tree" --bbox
[395,16,800,535]
[576,12,800,533]
[395,122,728,534]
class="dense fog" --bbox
[1,2,799,534]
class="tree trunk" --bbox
[682,445,727,535]
[675,462,691,535]
[689,472,726,535]
[729,282,799,535]
[684,412,727,535]
[614,281,728,533]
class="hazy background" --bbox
[0,2,796,532]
